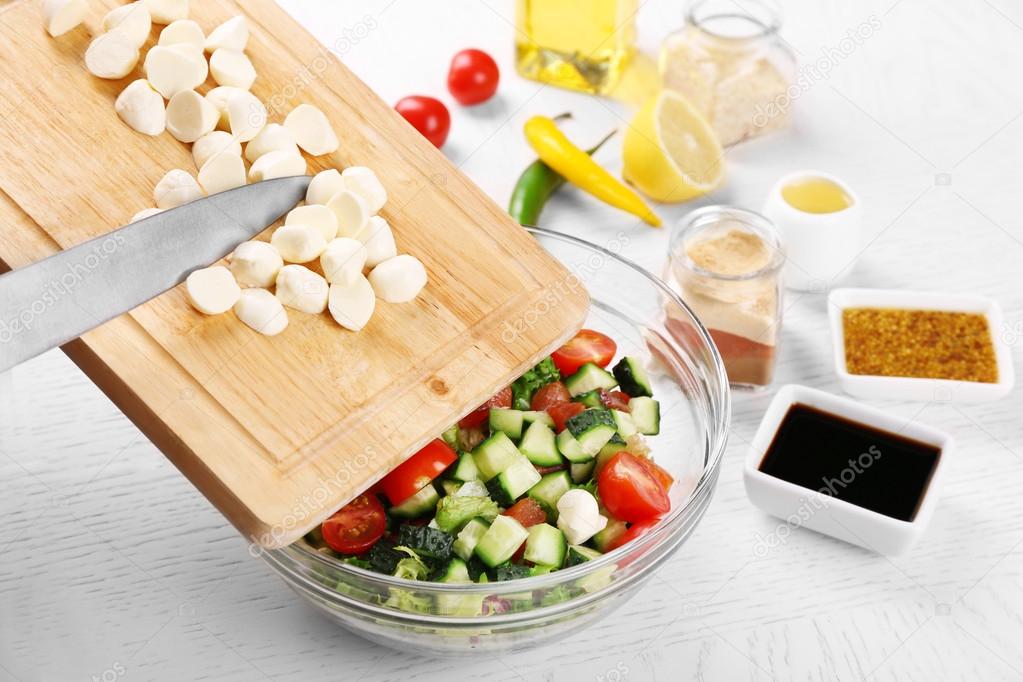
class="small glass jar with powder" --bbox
[666,206,785,390]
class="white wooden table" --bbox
[3,0,1023,679]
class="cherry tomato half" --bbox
[379,439,457,505]
[548,401,585,432]
[606,519,660,552]
[459,386,513,429]
[503,498,547,527]
[552,329,617,376]
[597,452,670,523]
[635,456,674,491]
[531,381,571,411]
[600,389,631,412]
[321,494,387,555]
[395,95,451,148]
[447,48,500,106]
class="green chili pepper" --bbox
[508,125,616,226]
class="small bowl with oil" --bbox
[828,288,1015,402]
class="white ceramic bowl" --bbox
[744,384,952,555]
[828,288,1014,402]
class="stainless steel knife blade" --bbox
[0,175,311,373]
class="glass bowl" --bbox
[259,226,731,656]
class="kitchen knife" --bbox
[0,176,311,373]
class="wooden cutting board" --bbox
[0,0,588,547]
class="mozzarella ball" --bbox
[225,90,267,142]
[192,130,242,170]
[320,238,367,286]
[210,48,256,90]
[131,207,165,223]
[43,0,87,37]
[359,216,398,268]
[198,153,246,195]
[284,103,339,156]
[328,276,376,332]
[342,167,387,214]
[85,32,140,79]
[271,224,327,263]
[158,19,204,48]
[368,255,427,303]
[285,204,337,242]
[275,265,329,314]
[556,489,607,545]
[144,44,208,98]
[234,288,288,336]
[154,169,202,209]
[327,190,368,239]
[165,89,218,142]
[249,149,306,182]
[229,240,282,288]
[245,123,298,163]
[143,0,188,25]
[186,266,240,315]
[306,169,344,206]
[115,79,166,136]
[205,86,245,130]
[205,15,248,53]
[102,2,152,48]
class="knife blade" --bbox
[0,175,311,373]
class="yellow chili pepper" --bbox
[523,115,661,227]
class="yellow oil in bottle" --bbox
[781,177,854,214]
[515,0,638,95]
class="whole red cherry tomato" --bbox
[447,48,500,106]
[395,95,451,148]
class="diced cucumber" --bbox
[522,411,555,428]
[524,523,567,567]
[492,563,531,581]
[450,451,479,482]
[489,408,524,440]
[453,517,490,561]
[528,471,572,520]
[475,515,529,567]
[452,479,488,497]
[629,397,660,435]
[566,408,618,455]
[613,409,637,439]
[472,431,521,481]
[433,556,471,583]
[595,440,628,475]
[486,455,542,506]
[529,564,555,576]
[591,517,628,552]
[518,420,562,467]
[389,484,440,518]
[564,362,618,396]
[612,356,653,397]
[442,424,459,448]
[573,389,603,408]
[564,544,603,568]
[433,558,483,615]
[397,525,454,560]
[440,479,461,497]
[556,429,592,463]
[570,460,595,483]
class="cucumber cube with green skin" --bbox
[453,517,490,561]
[442,424,459,448]
[522,411,555,428]
[486,455,542,506]
[475,515,529,567]
[564,362,618,396]
[612,409,637,439]
[528,471,572,521]
[518,420,562,467]
[570,460,595,483]
[556,429,592,463]
[432,556,471,583]
[591,517,628,552]
[450,451,479,482]
[573,389,603,408]
[629,397,660,435]
[612,356,653,397]
[564,545,603,567]
[524,523,567,567]
[566,408,618,455]
[397,525,454,560]
[389,484,440,518]
[472,431,521,481]
[492,563,532,581]
[489,408,524,440]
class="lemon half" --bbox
[623,90,725,203]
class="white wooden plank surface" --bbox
[2,0,1022,679]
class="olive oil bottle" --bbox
[515,0,638,95]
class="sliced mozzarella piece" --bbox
[165,89,218,142]
[143,0,188,25]
[192,130,242,169]
[327,190,368,239]
[131,207,164,222]
[205,15,249,53]
[320,238,367,286]
[306,169,344,206]
[43,0,88,37]
[198,153,246,195]
[271,224,327,263]
[186,266,240,315]
[144,44,208,98]
[229,240,283,288]
[284,104,339,156]
[285,205,337,242]
[158,19,204,48]
[341,167,387,214]
[359,216,398,268]
[245,123,298,163]
[115,79,166,136]
[234,288,288,336]
[102,2,152,48]
[85,32,140,79]
[249,149,306,182]
[226,90,267,142]
[209,48,257,90]
[368,255,427,303]
[154,169,202,209]
[328,276,375,332]
[275,265,329,314]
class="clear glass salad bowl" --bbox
[259,226,731,656]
